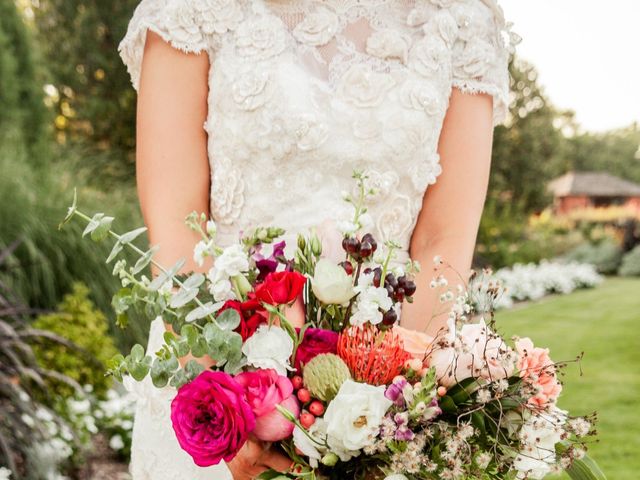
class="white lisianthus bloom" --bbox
[0,467,11,480]
[312,259,355,305]
[242,325,294,375]
[350,273,393,326]
[292,421,328,468]
[215,244,249,277]
[193,239,214,267]
[323,380,392,460]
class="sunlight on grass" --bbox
[497,278,640,479]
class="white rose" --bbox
[366,29,410,63]
[337,65,395,108]
[293,9,339,46]
[242,325,294,375]
[514,408,566,479]
[324,380,393,458]
[312,259,355,305]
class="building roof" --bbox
[548,171,640,197]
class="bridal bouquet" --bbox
[62,173,605,480]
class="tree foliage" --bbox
[32,0,139,180]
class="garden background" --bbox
[1,0,638,478]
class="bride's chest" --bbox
[204,0,457,167]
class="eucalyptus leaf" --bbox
[112,287,133,315]
[133,245,159,274]
[150,356,179,388]
[82,213,104,237]
[186,302,219,323]
[106,240,124,263]
[170,287,199,308]
[120,226,148,244]
[216,309,241,331]
[183,272,205,289]
[148,258,186,291]
[91,215,114,242]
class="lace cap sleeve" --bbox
[450,0,518,125]
[118,0,244,91]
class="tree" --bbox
[32,0,139,181]
[0,1,47,154]
[490,58,564,213]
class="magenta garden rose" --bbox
[235,369,300,442]
[170,371,255,467]
[295,327,339,372]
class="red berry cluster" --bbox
[292,375,325,429]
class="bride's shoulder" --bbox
[119,0,245,89]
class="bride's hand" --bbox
[227,437,292,480]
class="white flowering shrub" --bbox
[473,261,603,311]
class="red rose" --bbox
[295,328,339,372]
[218,299,267,341]
[255,271,307,306]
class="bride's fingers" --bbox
[260,448,294,473]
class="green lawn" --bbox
[497,277,640,479]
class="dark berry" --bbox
[403,280,417,296]
[394,288,405,303]
[386,284,395,298]
[373,267,382,287]
[382,309,398,326]
[340,261,354,275]
[359,241,373,258]
[363,267,372,275]
[343,237,361,255]
[361,233,378,253]
[385,273,398,289]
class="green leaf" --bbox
[150,356,179,388]
[148,258,186,291]
[471,411,486,436]
[185,359,205,379]
[186,302,219,323]
[132,245,159,274]
[106,240,124,263]
[130,344,146,362]
[92,215,114,242]
[183,272,205,289]
[60,188,78,228]
[120,226,148,244]
[557,444,607,480]
[170,288,199,309]
[216,309,241,331]
[256,470,292,480]
[125,345,152,381]
[112,287,133,315]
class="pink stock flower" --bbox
[235,369,300,441]
[515,337,563,407]
[170,371,255,467]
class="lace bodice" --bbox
[120,2,515,477]
[120,0,516,262]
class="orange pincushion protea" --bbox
[337,325,411,386]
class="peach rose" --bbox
[394,325,433,361]
[515,337,562,407]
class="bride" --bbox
[118,0,516,478]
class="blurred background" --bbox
[1,0,638,478]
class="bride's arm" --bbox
[137,33,293,477]
[402,88,494,337]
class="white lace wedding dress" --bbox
[118,0,515,477]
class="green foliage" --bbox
[564,241,623,275]
[0,140,148,350]
[475,198,545,268]
[32,0,139,182]
[0,1,48,154]
[618,246,640,277]
[32,283,119,398]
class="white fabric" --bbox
[119,0,515,477]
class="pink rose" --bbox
[235,369,300,441]
[516,337,562,407]
[316,218,344,264]
[295,328,339,372]
[170,371,255,466]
